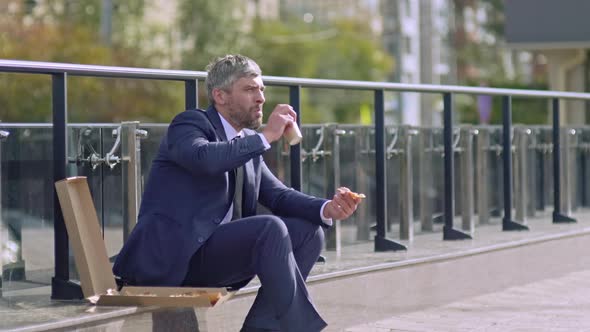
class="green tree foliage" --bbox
[1,1,393,124]
[0,1,182,123]
[176,0,247,71]
[305,19,393,124]
[173,1,393,124]
[240,18,393,124]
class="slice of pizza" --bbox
[348,192,366,200]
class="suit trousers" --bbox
[182,215,327,332]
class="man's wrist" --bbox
[320,201,333,226]
[257,133,271,149]
[261,129,276,145]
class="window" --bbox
[403,36,412,55]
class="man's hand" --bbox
[262,104,297,143]
[322,187,363,220]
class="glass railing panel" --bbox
[67,124,109,280]
[339,124,376,244]
[301,125,329,199]
[384,126,402,230]
[414,127,439,231]
[97,126,124,261]
[100,123,168,260]
[427,127,446,220]
[4,121,590,294]
[1,125,54,290]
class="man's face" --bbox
[221,76,265,130]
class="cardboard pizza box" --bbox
[55,176,234,307]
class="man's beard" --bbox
[248,118,263,130]
[228,105,262,130]
[243,117,262,130]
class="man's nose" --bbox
[256,90,265,104]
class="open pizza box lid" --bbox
[55,176,234,307]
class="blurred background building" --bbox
[1,0,587,126]
[505,0,590,124]
[381,0,453,126]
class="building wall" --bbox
[382,0,452,126]
[506,0,590,124]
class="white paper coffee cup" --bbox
[284,122,302,145]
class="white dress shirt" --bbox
[218,113,332,226]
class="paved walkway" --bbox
[3,211,590,331]
[345,269,590,332]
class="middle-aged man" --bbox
[113,54,362,332]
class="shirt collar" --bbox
[218,112,243,140]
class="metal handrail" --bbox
[0,59,206,80]
[0,123,122,128]
[0,58,584,299]
[2,59,590,100]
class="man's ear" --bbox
[212,88,227,106]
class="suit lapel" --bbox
[205,111,260,218]
[205,106,228,141]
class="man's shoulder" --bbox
[169,108,213,126]
[173,108,207,120]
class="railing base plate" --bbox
[51,277,84,300]
[374,236,407,252]
[443,226,472,240]
[502,218,529,231]
[553,212,577,223]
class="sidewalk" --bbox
[345,269,590,332]
[3,211,590,331]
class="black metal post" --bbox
[501,96,528,231]
[185,79,198,109]
[289,85,302,191]
[582,152,588,207]
[0,133,3,295]
[537,145,545,211]
[51,73,83,300]
[374,90,406,251]
[552,98,576,223]
[442,93,471,240]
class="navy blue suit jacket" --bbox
[113,106,327,286]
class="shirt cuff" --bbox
[257,133,271,150]
[320,201,333,226]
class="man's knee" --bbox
[253,216,292,262]
[299,219,325,247]
[313,226,325,249]
[286,217,324,253]
[260,215,289,239]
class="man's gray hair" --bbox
[206,54,262,106]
